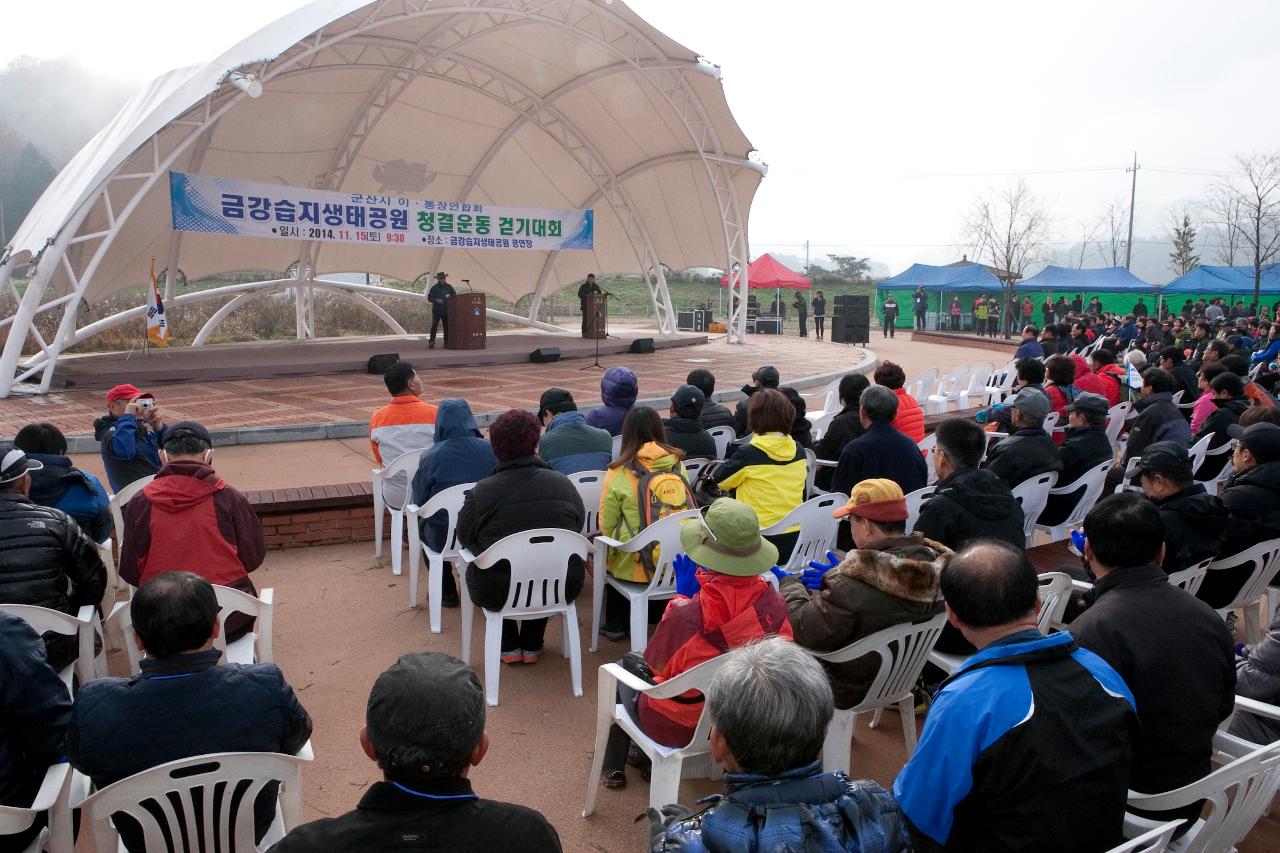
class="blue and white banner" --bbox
[169,171,594,252]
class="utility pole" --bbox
[1124,151,1140,270]
[804,240,810,271]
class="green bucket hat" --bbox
[678,498,778,577]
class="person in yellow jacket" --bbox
[712,388,807,561]
[598,406,690,641]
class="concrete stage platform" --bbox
[51,330,705,390]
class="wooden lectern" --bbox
[446,293,486,350]
[583,293,607,339]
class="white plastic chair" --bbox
[803,448,821,497]
[708,426,736,460]
[809,409,838,441]
[115,585,273,673]
[926,366,971,414]
[1041,411,1060,434]
[1186,433,1213,478]
[1208,537,1280,644]
[1195,439,1236,494]
[1122,731,1280,853]
[957,363,994,408]
[681,458,714,484]
[984,360,1019,405]
[569,470,607,536]
[1105,402,1133,447]
[582,655,729,815]
[371,447,428,577]
[918,433,939,485]
[0,603,97,690]
[904,486,936,534]
[610,434,623,460]
[1105,820,1183,853]
[405,482,474,630]
[0,764,73,853]
[812,612,947,773]
[1115,455,1143,494]
[928,572,1073,675]
[1010,471,1058,545]
[1167,557,1213,597]
[108,475,154,553]
[1033,460,1114,542]
[77,751,308,853]
[590,509,701,653]
[905,368,938,406]
[760,493,847,574]
[460,529,590,706]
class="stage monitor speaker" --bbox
[367,353,400,374]
[529,347,561,363]
[629,338,655,354]
[848,322,871,344]
[829,317,850,343]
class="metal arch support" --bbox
[191,290,268,346]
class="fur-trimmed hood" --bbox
[833,533,948,604]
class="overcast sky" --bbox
[4,0,1279,277]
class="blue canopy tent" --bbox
[1017,265,1157,293]
[1162,265,1280,295]
[876,263,1006,331]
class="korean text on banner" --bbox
[169,171,594,252]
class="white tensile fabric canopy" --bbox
[0,0,763,395]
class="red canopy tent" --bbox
[718,253,812,289]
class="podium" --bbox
[583,293,607,339]
[446,293,486,350]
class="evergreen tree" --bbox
[1168,212,1200,275]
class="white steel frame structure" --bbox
[0,0,763,397]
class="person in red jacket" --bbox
[119,420,265,643]
[873,361,924,442]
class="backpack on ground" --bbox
[627,460,697,578]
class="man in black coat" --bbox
[685,369,735,432]
[1134,442,1228,573]
[1159,346,1199,402]
[427,272,456,349]
[1039,393,1114,527]
[831,386,927,497]
[813,373,869,491]
[1200,420,1280,608]
[457,410,585,662]
[915,418,1025,553]
[0,444,106,671]
[1106,367,1192,492]
[1073,494,1235,833]
[663,385,717,460]
[577,273,603,337]
[68,572,313,852]
[981,388,1063,489]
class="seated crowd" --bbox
[3,341,1280,853]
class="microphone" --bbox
[462,278,474,293]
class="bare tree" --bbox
[963,178,1051,337]
[1215,152,1280,305]
[1095,198,1128,267]
[1167,207,1200,276]
[1204,183,1244,265]
[1072,217,1103,268]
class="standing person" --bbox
[1041,295,1054,327]
[1055,296,1070,322]
[93,383,168,491]
[881,292,899,338]
[585,366,638,436]
[14,422,112,543]
[1133,298,1148,318]
[427,272,455,349]
[1072,293,1084,314]
[792,292,808,338]
[949,296,962,331]
[912,285,928,330]
[973,295,988,337]
[811,290,826,340]
[987,298,1001,338]
[577,273,603,337]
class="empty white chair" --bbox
[569,470,607,536]
[984,360,1019,405]
[708,426,736,460]
[1104,820,1183,853]
[583,655,729,815]
[78,751,308,853]
[809,409,838,441]
[760,493,848,574]
[681,458,714,484]
[1207,537,1280,644]
[460,529,590,706]
[926,366,971,414]
[957,363,994,408]
[590,509,701,653]
[1105,402,1133,447]
[918,433,939,485]
[0,603,97,690]
[0,764,72,853]
[371,447,428,577]
[812,612,947,774]
[406,482,474,630]
[1010,471,1058,545]
[904,486,936,534]
[1034,460,1114,542]
[929,573,1073,675]
[905,368,938,406]
[108,475,155,553]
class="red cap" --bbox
[106,384,152,404]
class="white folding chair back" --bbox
[610,434,623,460]
[109,475,155,553]
[591,509,701,653]
[1123,733,1280,853]
[405,482,475,630]
[905,368,938,406]
[819,377,841,417]
[984,360,1019,405]
[1034,460,1114,542]
[1104,820,1183,853]
[918,433,939,485]
[708,426,736,460]
[460,529,591,705]
[1208,537,1280,644]
[681,458,713,484]
[583,655,730,816]
[761,494,847,573]
[1167,557,1213,597]
[568,470,607,536]
[1195,439,1236,493]
[904,486,936,534]
[1170,389,1184,406]
[1041,411,1060,433]
[0,603,96,690]
[371,447,428,576]
[926,366,971,414]
[929,573,1073,675]
[803,448,819,498]
[1186,433,1213,477]
[0,764,72,853]
[811,612,947,773]
[958,363,993,408]
[79,751,307,853]
[1010,471,1058,545]
[212,585,273,666]
[1105,402,1133,446]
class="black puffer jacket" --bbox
[0,492,106,671]
[662,416,717,460]
[1040,426,1114,526]
[813,405,864,491]
[913,466,1026,552]
[1153,485,1228,573]
[457,456,586,610]
[982,428,1063,489]
[1194,396,1251,483]
[1200,461,1280,608]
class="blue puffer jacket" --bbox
[25,454,112,543]
[411,400,498,552]
[539,410,612,475]
[651,761,909,852]
[0,613,71,818]
[586,366,638,436]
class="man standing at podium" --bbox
[578,273,603,337]
[427,272,455,349]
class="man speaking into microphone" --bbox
[578,273,602,337]
[427,272,456,349]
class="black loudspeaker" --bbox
[367,353,400,374]
[529,347,561,363]
[629,338,655,354]
[848,322,871,344]
[830,316,850,343]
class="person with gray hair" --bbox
[648,638,909,852]
[831,385,927,498]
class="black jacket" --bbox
[699,400,735,432]
[68,649,313,851]
[662,416,717,460]
[1152,485,1228,573]
[1169,363,1199,402]
[1072,564,1235,798]
[1199,461,1280,608]
[982,428,1063,489]
[1041,427,1113,526]
[1195,395,1250,446]
[0,613,71,824]
[457,456,586,611]
[914,467,1026,552]
[831,421,927,497]
[813,406,865,491]
[427,282,456,315]
[271,779,562,853]
[0,492,106,671]
[1123,392,1191,465]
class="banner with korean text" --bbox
[169,171,594,252]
